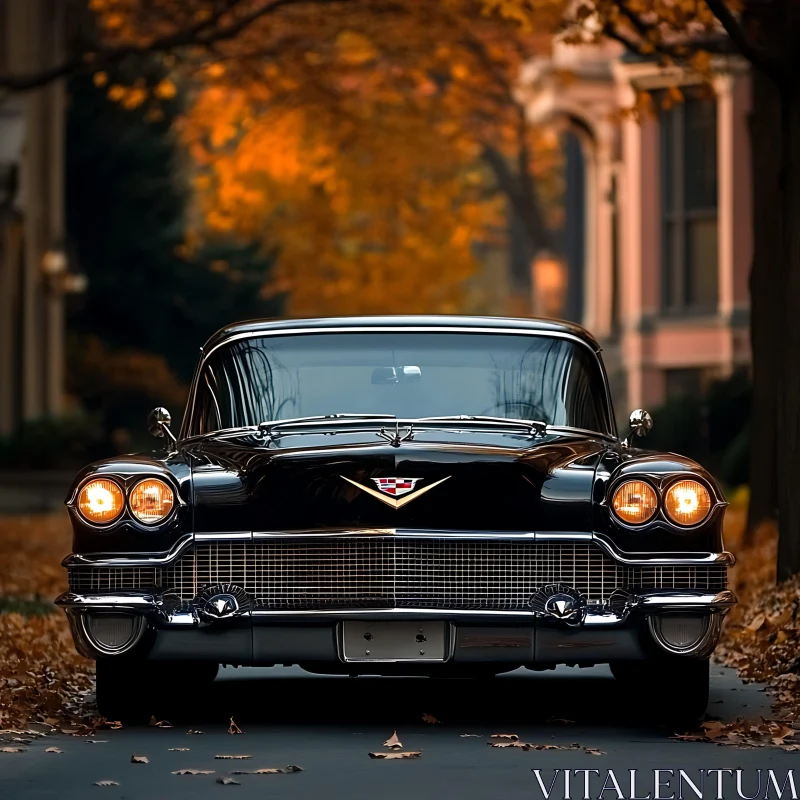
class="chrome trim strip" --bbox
[251,608,536,618]
[637,590,737,609]
[180,326,617,440]
[62,530,735,569]
[55,591,159,611]
[62,533,196,568]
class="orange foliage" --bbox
[88,0,568,316]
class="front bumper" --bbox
[58,532,735,666]
[56,588,736,666]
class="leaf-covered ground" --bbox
[0,514,95,730]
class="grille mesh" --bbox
[68,539,728,611]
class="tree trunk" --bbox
[776,70,800,580]
[746,67,781,537]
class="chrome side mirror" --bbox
[623,409,653,447]
[148,407,177,450]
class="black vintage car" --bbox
[57,316,735,721]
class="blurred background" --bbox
[0,0,751,511]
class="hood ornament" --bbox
[341,475,450,509]
[377,421,414,447]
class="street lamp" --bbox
[41,246,88,295]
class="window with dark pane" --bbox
[660,89,719,313]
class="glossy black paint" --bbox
[64,317,727,558]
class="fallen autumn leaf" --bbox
[131,755,149,764]
[384,731,402,749]
[421,713,440,724]
[217,777,241,785]
[172,769,215,775]
[228,717,243,735]
[369,751,422,759]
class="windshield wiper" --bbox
[417,415,548,436]
[258,414,396,435]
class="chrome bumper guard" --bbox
[55,588,736,623]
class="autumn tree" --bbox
[1,0,569,315]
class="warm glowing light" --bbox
[611,480,658,525]
[77,479,124,524]
[130,479,174,524]
[665,480,711,526]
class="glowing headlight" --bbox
[611,480,658,525]
[665,479,712,526]
[77,479,124,524]
[129,479,175,525]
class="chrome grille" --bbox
[68,539,728,611]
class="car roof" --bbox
[202,315,602,353]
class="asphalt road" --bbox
[0,664,793,800]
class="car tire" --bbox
[96,660,219,723]
[610,657,709,724]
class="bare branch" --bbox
[703,0,785,84]
[0,0,347,92]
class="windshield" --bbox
[189,332,611,436]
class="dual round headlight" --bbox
[611,478,712,527]
[76,478,175,526]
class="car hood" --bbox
[186,430,607,534]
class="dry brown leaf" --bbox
[168,747,190,751]
[131,755,149,764]
[93,781,119,787]
[421,713,440,724]
[217,777,241,785]
[148,716,172,728]
[108,721,123,730]
[45,747,62,753]
[172,769,215,775]
[228,717,243,735]
[747,613,766,632]
[0,746,25,753]
[230,766,303,775]
[585,748,606,755]
[369,751,422,759]
[384,731,402,749]
[215,754,252,760]
[490,733,519,741]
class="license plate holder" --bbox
[341,621,447,662]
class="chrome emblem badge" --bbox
[372,477,420,497]
[341,475,450,509]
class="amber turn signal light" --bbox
[129,478,175,525]
[77,479,124,525]
[664,479,712,526]
[611,480,658,525]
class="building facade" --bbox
[521,40,752,420]
[0,0,69,437]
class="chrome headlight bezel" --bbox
[69,472,183,531]
[607,473,721,532]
